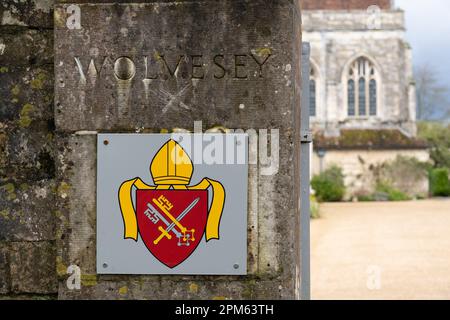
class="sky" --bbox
[396,0,450,103]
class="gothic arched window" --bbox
[310,66,316,116]
[369,79,377,116]
[348,79,355,116]
[346,57,378,117]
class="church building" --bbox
[302,0,429,197]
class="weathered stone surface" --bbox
[0,294,56,300]
[0,122,55,180]
[55,133,97,276]
[0,244,11,294]
[0,30,54,181]
[302,0,392,11]
[55,2,298,132]
[1,0,53,28]
[0,27,53,67]
[9,241,57,294]
[0,66,53,123]
[55,0,302,299]
[0,179,56,241]
[0,1,56,298]
[59,276,285,300]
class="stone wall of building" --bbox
[0,0,57,299]
[303,9,417,137]
[302,0,392,10]
[312,149,430,198]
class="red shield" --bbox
[136,189,208,268]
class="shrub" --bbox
[375,183,411,201]
[388,189,412,201]
[311,165,345,202]
[430,168,450,196]
[370,155,430,199]
[354,189,375,202]
[310,195,320,219]
[357,194,375,202]
[418,122,450,169]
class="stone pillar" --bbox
[0,0,57,298]
[55,0,302,299]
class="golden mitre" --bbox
[150,139,193,186]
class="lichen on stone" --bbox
[1,183,16,201]
[57,182,71,199]
[154,52,162,61]
[0,209,10,220]
[53,210,62,218]
[46,133,54,141]
[56,256,67,277]
[188,282,198,294]
[11,84,20,96]
[30,71,47,90]
[81,274,98,287]
[254,47,272,57]
[18,103,34,128]
[54,8,66,28]
[119,286,128,295]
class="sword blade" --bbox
[166,197,200,233]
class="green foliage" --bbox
[429,168,450,197]
[356,194,375,202]
[310,195,320,219]
[418,122,450,169]
[420,122,450,198]
[311,165,345,202]
[353,188,375,202]
[375,183,411,201]
[370,155,430,199]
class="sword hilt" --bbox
[153,226,172,245]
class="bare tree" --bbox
[415,64,450,121]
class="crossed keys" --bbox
[144,195,199,247]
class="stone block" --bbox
[59,276,285,300]
[55,133,97,276]
[0,179,56,241]
[0,243,11,294]
[55,1,299,132]
[0,1,53,28]
[0,65,53,123]
[0,122,55,182]
[0,27,53,68]
[9,241,57,294]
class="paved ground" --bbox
[311,199,450,300]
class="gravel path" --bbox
[311,199,450,300]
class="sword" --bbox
[166,198,199,233]
[153,197,200,245]
[146,203,182,239]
